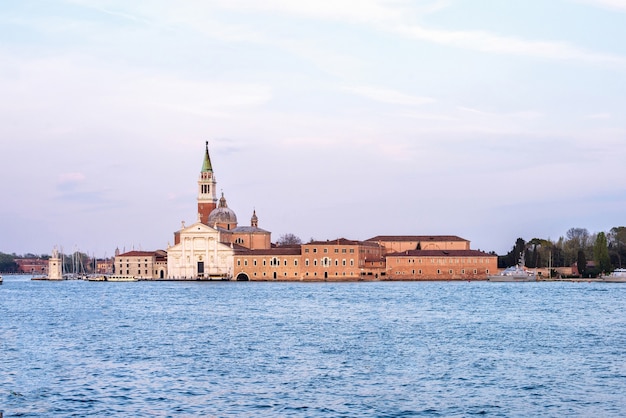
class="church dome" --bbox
[207,193,237,226]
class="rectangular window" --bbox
[342,249,347,253]
[237,260,241,266]
[334,249,339,253]
[253,260,257,266]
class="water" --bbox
[1,276,626,417]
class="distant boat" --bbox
[603,268,626,283]
[105,275,137,282]
[0,275,3,285]
[487,253,537,282]
[85,275,106,282]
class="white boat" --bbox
[603,268,626,283]
[488,253,537,282]
[105,275,137,282]
[0,275,3,285]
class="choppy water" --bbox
[1,275,626,417]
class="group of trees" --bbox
[499,226,626,277]
[0,251,96,274]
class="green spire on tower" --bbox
[202,140,213,172]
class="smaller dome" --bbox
[207,193,237,226]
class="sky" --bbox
[1,0,626,257]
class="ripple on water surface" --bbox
[1,278,626,416]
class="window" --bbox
[313,248,317,253]
[253,260,257,266]
[305,259,309,266]
[237,260,241,266]
[342,249,346,253]
[244,260,248,266]
[295,260,298,266]
[324,248,328,253]
[437,269,441,274]
[349,249,354,253]
[322,257,331,267]
[342,259,346,266]
[449,269,453,274]
[350,260,354,266]
[334,249,339,253]
[305,248,309,253]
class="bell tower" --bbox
[198,141,218,224]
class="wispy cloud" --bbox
[345,85,434,106]
[573,0,626,11]
[58,172,86,186]
[586,112,612,119]
[392,23,626,66]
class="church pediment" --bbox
[179,221,219,236]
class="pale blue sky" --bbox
[1,0,625,257]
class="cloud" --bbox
[573,0,626,11]
[58,172,86,185]
[344,85,435,106]
[585,113,612,119]
[392,24,626,66]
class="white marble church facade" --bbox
[166,221,234,280]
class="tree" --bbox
[563,227,591,266]
[593,232,611,274]
[499,238,526,268]
[0,252,18,273]
[577,250,587,277]
[608,226,626,268]
[276,233,302,246]
[527,238,553,268]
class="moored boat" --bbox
[105,275,137,282]
[602,268,626,283]
[487,253,537,282]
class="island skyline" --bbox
[1,1,625,257]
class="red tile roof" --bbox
[387,249,494,257]
[367,235,468,242]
